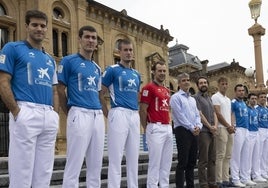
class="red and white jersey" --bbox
[140,82,170,124]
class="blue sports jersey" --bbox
[57,53,102,109]
[256,105,268,128]
[231,98,249,129]
[0,41,57,106]
[102,63,141,110]
[247,106,258,131]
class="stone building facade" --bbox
[168,43,256,99]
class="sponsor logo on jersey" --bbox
[142,90,149,97]
[46,59,54,67]
[80,62,86,67]
[0,54,6,64]
[162,99,168,107]
[58,65,63,73]
[95,68,99,75]
[87,76,96,86]
[37,67,50,79]
[128,79,136,87]
[29,52,35,58]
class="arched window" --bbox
[0,29,8,49]
[53,8,63,19]
[52,5,70,60]
[0,4,6,15]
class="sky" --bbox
[97,0,268,82]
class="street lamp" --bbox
[249,0,262,23]
[248,0,267,92]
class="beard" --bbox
[199,86,208,93]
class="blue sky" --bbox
[97,0,268,82]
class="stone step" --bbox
[50,171,176,188]
[0,152,179,187]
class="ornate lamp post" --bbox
[248,0,267,92]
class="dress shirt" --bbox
[170,89,202,132]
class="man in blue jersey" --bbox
[57,26,105,188]
[0,10,59,188]
[101,39,141,188]
[256,92,268,180]
[240,93,258,185]
[230,84,249,187]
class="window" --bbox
[53,8,63,19]
[0,4,6,16]
[52,5,70,59]
[53,29,59,57]
[0,4,11,49]
[0,28,8,49]
[62,32,68,56]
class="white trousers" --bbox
[107,107,140,188]
[240,131,258,181]
[230,127,249,183]
[251,131,261,179]
[258,128,268,176]
[62,106,105,188]
[146,123,173,188]
[8,101,59,188]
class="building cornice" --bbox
[86,1,173,45]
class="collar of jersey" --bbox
[23,40,45,53]
[118,62,132,69]
[77,53,93,62]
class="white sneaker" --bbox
[241,180,257,186]
[232,181,246,187]
[261,174,268,179]
[253,177,267,183]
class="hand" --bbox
[227,126,235,134]
[12,107,20,121]
[209,125,217,136]
[193,126,200,136]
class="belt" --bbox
[148,122,170,125]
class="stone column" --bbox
[248,23,265,89]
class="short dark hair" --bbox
[151,61,165,71]
[234,84,244,91]
[248,93,257,99]
[118,39,131,50]
[196,76,209,86]
[78,25,97,38]
[257,92,266,97]
[25,10,48,25]
[217,77,228,84]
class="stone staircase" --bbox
[1,150,268,187]
[0,151,180,188]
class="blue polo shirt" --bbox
[57,53,102,109]
[231,98,249,129]
[0,41,57,106]
[247,106,258,131]
[102,63,141,110]
[256,105,268,128]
